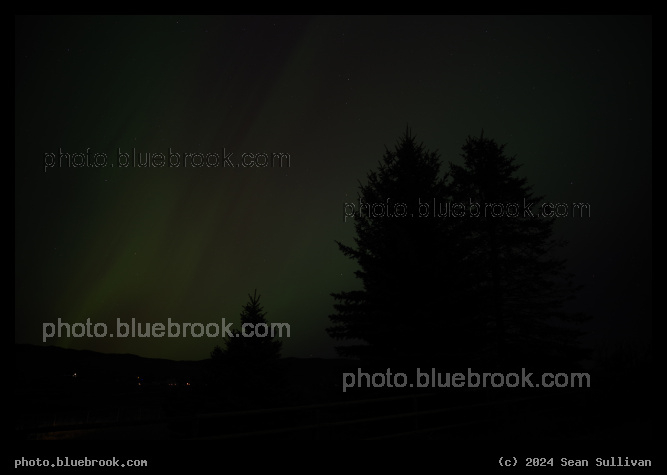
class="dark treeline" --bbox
[327,128,591,375]
[208,127,593,402]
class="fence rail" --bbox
[188,390,582,439]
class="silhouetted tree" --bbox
[448,131,590,370]
[220,289,282,364]
[210,290,282,398]
[327,128,474,366]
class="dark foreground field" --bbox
[15,344,652,441]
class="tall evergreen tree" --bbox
[327,128,473,366]
[448,132,590,370]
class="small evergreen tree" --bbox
[210,290,282,399]
[221,289,282,365]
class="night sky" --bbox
[15,15,652,362]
